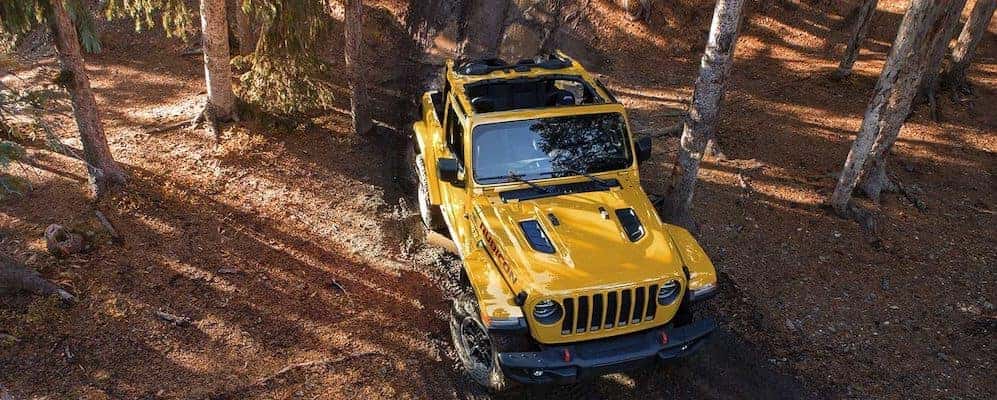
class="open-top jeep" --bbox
[409,52,718,391]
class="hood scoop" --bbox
[519,220,556,253]
[615,208,645,242]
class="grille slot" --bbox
[605,292,618,328]
[591,294,604,331]
[646,284,659,320]
[633,287,646,323]
[618,289,632,326]
[576,296,589,333]
[556,284,663,336]
[561,297,575,335]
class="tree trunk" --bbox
[233,0,254,55]
[663,0,746,230]
[834,0,878,79]
[48,0,126,197]
[829,0,945,215]
[944,0,997,89]
[344,0,373,135]
[200,0,235,121]
[917,0,968,110]
[459,0,511,59]
[859,3,955,200]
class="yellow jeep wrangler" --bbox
[409,52,718,390]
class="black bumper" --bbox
[498,318,716,385]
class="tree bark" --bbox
[917,0,968,109]
[663,0,746,230]
[944,0,997,89]
[200,0,236,121]
[232,0,254,55]
[48,0,127,197]
[830,0,945,215]
[458,0,511,59]
[344,0,373,135]
[834,0,879,79]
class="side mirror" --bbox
[636,137,652,163]
[437,158,462,185]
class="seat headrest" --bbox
[548,90,576,106]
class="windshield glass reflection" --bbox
[473,112,632,184]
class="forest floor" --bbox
[2,0,995,399]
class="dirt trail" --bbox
[2,0,995,399]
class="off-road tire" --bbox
[407,143,446,232]
[450,291,512,395]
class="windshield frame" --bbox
[467,104,636,187]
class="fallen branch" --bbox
[0,254,77,304]
[144,120,191,135]
[256,352,383,387]
[217,267,243,275]
[330,279,348,295]
[181,47,203,56]
[895,181,927,211]
[154,310,191,326]
[94,210,122,244]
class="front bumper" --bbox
[498,318,716,385]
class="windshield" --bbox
[472,112,632,184]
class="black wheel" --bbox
[407,143,446,231]
[450,292,510,393]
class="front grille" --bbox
[560,285,660,336]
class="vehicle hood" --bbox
[472,181,686,297]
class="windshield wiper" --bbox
[478,171,550,194]
[549,166,613,189]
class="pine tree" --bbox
[829,0,948,215]
[834,0,879,79]
[944,0,997,90]
[917,0,968,116]
[663,0,747,230]
[343,0,372,135]
[200,0,235,121]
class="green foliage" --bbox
[0,0,45,35]
[66,0,100,52]
[103,0,338,116]
[104,0,193,40]
[235,52,337,115]
[238,0,338,115]
[0,0,103,53]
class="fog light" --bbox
[532,299,563,325]
[657,280,681,305]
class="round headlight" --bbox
[657,280,681,305]
[533,300,563,325]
